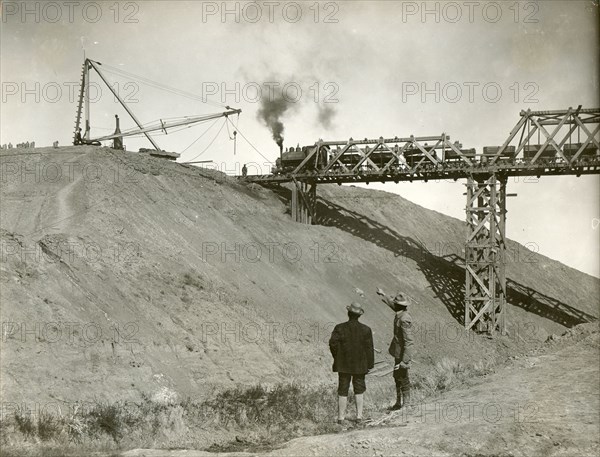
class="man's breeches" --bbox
[338,373,366,396]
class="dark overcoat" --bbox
[329,319,375,374]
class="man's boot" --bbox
[337,396,347,423]
[355,394,364,422]
[388,385,403,411]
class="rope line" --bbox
[226,117,273,164]
[180,117,222,154]
[186,118,228,162]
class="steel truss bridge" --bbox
[242,107,600,335]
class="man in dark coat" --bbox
[377,287,414,410]
[329,302,374,424]
[74,128,83,145]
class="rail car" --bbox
[521,143,599,163]
[479,144,599,164]
[443,147,476,163]
[334,147,405,170]
[478,146,517,165]
[482,146,517,159]
[562,143,599,160]
[522,145,557,160]
[401,145,435,168]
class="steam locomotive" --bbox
[272,145,329,174]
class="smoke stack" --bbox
[279,142,283,164]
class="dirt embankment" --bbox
[118,325,600,456]
[1,146,598,406]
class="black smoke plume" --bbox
[256,80,337,148]
[257,92,293,149]
[317,104,336,129]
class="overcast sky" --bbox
[1,0,599,276]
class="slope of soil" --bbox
[1,146,598,409]
[121,327,600,457]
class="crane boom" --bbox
[91,109,241,142]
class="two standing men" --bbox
[329,289,414,422]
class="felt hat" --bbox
[393,293,409,306]
[346,302,365,315]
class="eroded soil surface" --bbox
[122,332,599,457]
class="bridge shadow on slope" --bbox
[504,279,597,328]
[315,197,597,328]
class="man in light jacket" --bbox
[377,288,414,410]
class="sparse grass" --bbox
[182,271,204,290]
[412,357,496,398]
[417,357,464,392]
[2,361,498,454]
[14,412,36,438]
[86,402,133,442]
[2,383,338,452]
[203,382,341,449]
[37,412,62,441]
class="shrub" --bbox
[14,412,36,439]
[85,402,139,443]
[413,357,494,396]
[182,272,204,290]
[37,412,62,441]
[202,382,335,431]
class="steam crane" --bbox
[73,58,241,159]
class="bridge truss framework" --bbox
[244,107,599,335]
[464,174,507,334]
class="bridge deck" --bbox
[240,160,600,184]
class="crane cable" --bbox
[97,63,227,109]
[186,118,228,162]
[180,117,222,154]
[226,117,272,164]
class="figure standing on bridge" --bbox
[242,164,248,177]
[75,128,83,145]
[329,302,374,425]
[377,287,414,410]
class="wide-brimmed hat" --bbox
[346,302,365,315]
[393,293,409,306]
